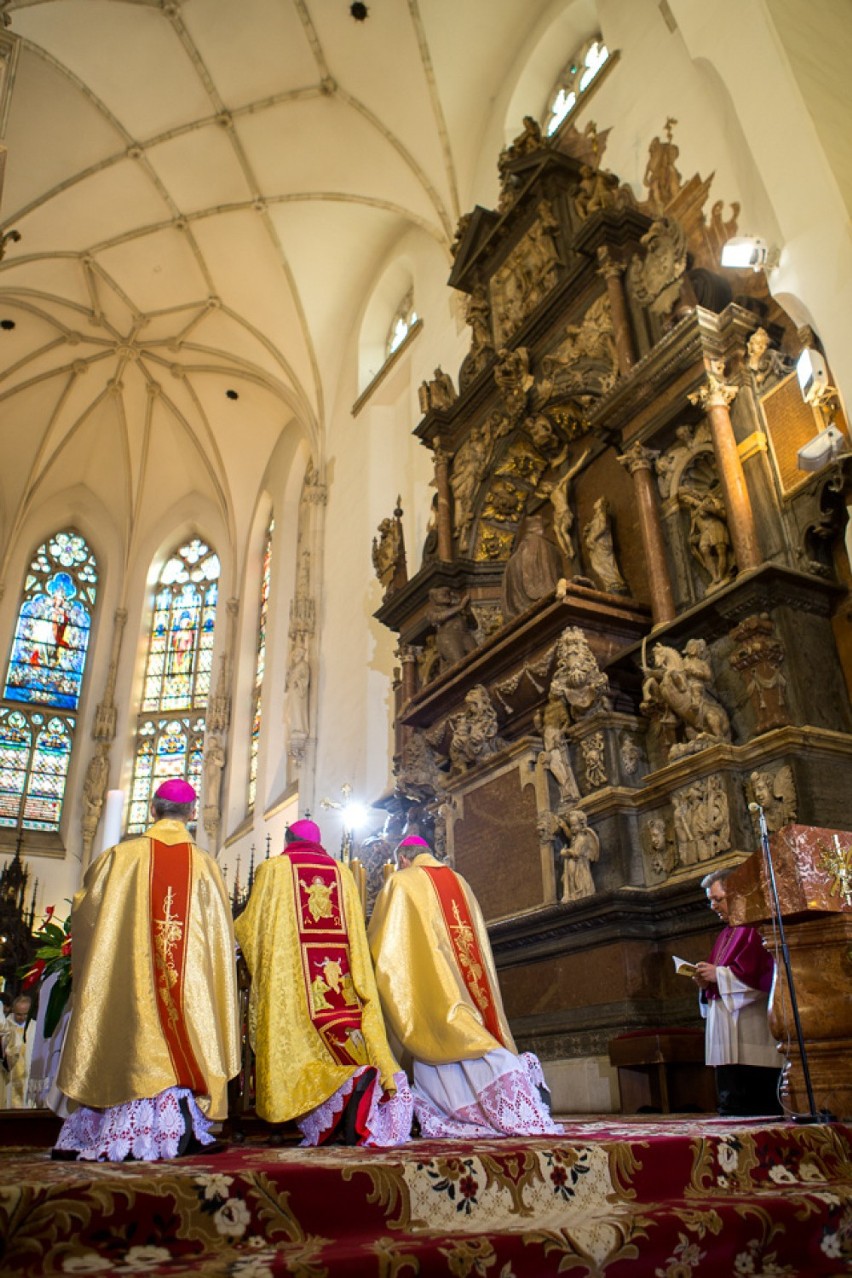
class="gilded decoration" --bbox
[490,203,561,346]
[817,835,852,907]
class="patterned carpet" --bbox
[1,1117,851,1276]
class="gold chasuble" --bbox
[234,843,400,1124]
[368,852,516,1066]
[57,820,240,1119]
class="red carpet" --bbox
[1,1117,851,1275]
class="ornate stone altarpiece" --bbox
[371,119,852,1085]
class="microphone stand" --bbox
[752,803,823,1123]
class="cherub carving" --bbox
[748,766,797,835]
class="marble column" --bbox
[688,359,761,572]
[398,642,419,706]
[597,245,636,376]
[432,438,454,561]
[618,441,676,625]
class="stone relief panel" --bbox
[672,774,731,866]
[489,202,561,346]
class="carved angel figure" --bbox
[748,766,797,835]
[560,808,600,902]
[427,587,477,669]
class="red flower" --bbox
[60,936,72,957]
[22,958,46,990]
[44,905,55,921]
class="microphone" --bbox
[748,801,762,813]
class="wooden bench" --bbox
[608,1028,717,1114]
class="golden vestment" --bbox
[57,820,240,1119]
[368,852,517,1065]
[234,847,400,1124]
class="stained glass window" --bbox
[128,538,220,834]
[127,715,206,834]
[141,538,220,712]
[5,531,97,712]
[385,288,418,359]
[544,37,610,138]
[248,517,274,812]
[0,530,97,837]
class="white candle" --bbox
[100,789,124,852]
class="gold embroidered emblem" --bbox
[303,876,335,921]
[450,899,490,1015]
[154,886,184,1028]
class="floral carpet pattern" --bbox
[1,1118,851,1276]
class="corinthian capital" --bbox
[596,245,624,280]
[688,358,738,412]
[617,440,658,476]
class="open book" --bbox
[672,955,698,978]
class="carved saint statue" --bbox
[748,766,797,835]
[81,743,110,858]
[203,735,225,811]
[286,638,311,738]
[427,587,477,669]
[641,641,731,754]
[535,696,580,803]
[679,487,734,588]
[583,496,628,594]
[372,515,404,595]
[560,808,600,902]
[419,367,456,413]
[451,424,490,544]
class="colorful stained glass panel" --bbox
[141,539,220,713]
[127,715,206,834]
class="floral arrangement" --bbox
[18,904,72,1038]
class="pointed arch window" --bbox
[0,530,98,834]
[248,516,274,812]
[544,37,611,138]
[385,288,418,360]
[128,538,220,834]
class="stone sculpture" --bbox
[583,496,628,594]
[535,697,580,803]
[748,766,797,836]
[448,685,504,773]
[560,808,600,902]
[426,587,477,669]
[550,627,609,721]
[640,640,731,757]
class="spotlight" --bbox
[796,348,830,405]
[796,423,849,473]
[720,236,780,271]
[350,2,368,19]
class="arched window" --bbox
[385,287,418,360]
[0,530,98,834]
[544,37,610,138]
[127,537,220,833]
[248,516,274,812]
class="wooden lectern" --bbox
[726,824,852,1120]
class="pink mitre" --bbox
[155,778,196,804]
[289,818,321,844]
[398,835,429,849]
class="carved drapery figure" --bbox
[448,685,505,773]
[535,696,580,803]
[583,496,628,594]
[493,346,533,417]
[202,734,226,845]
[460,284,495,387]
[81,743,110,864]
[672,774,730,866]
[640,641,731,757]
[580,731,608,793]
[560,808,600,902]
[372,502,407,598]
[748,766,797,836]
[501,510,563,618]
[426,587,477,669]
[679,486,735,588]
[643,118,682,212]
[573,164,623,221]
[450,423,490,544]
[285,636,311,740]
[550,627,608,721]
[418,367,457,413]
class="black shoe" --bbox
[50,1148,79,1161]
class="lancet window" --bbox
[385,287,418,359]
[544,36,610,137]
[0,530,98,834]
[127,538,220,833]
[248,516,274,812]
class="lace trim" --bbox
[55,1087,214,1162]
[414,1052,563,1139]
[298,1069,413,1147]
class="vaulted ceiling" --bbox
[0,0,571,573]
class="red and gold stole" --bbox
[421,864,505,1046]
[149,839,205,1092]
[288,847,368,1068]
